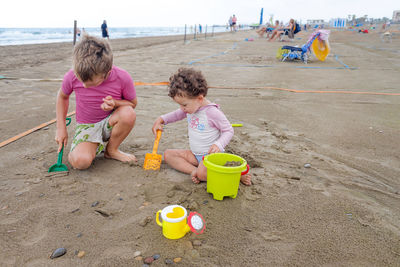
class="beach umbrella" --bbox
[260,8,264,25]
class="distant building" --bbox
[307,19,324,25]
[393,10,400,22]
[330,18,347,28]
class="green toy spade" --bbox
[48,118,71,173]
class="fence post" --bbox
[184,24,187,43]
[73,20,77,45]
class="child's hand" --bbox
[55,128,68,153]
[208,144,221,154]
[152,117,164,135]
[101,95,115,111]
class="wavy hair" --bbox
[168,68,208,98]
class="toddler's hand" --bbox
[208,144,220,154]
[152,117,164,135]
[101,95,115,111]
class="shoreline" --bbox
[0,31,238,72]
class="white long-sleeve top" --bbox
[161,103,234,155]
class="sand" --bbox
[0,28,399,266]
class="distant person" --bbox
[152,68,252,185]
[232,15,237,31]
[228,16,233,31]
[269,19,297,42]
[101,20,109,39]
[267,20,284,41]
[55,34,138,170]
[256,20,279,38]
[76,28,81,39]
[199,24,202,33]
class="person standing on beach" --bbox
[232,15,237,31]
[55,34,137,169]
[228,16,233,31]
[101,20,109,39]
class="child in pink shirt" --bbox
[152,68,251,185]
[55,34,137,169]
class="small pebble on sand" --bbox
[153,254,161,260]
[190,249,200,259]
[91,201,99,207]
[304,163,311,168]
[133,251,142,257]
[77,251,85,258]
[192,240,202,246]
[174,257,182,263]
[144,256,154,264]
[50,248,67,259]
[165,258,174,264]
[135,256,143,261]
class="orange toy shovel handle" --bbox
[152,130,162,154]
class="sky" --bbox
[1,0,398,28]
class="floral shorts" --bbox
[71,116,113,155]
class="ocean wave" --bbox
[0,26,238,46]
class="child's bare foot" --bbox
[240,173,252,186]
[104,149,137,162]
[191,169,201,184]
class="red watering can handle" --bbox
[241,164,250,175]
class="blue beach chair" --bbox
[280,32,321,64]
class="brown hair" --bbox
[168,68,208,98]
[73,34,113,82]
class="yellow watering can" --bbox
[156,205,206,239]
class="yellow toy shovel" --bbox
[143,130,162,170]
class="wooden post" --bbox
[205,25,207,39]
[194,24,197,40]
[184,24,187,43]
[212,25,214,37]
[73,20,77,45]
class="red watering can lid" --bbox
[187,212,206,234]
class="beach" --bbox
[0,29,399,266]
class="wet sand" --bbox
[0,28,400,266]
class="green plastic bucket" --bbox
[203,153,249,200]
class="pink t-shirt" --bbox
[62,66,136,124]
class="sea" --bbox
[0,26,232,46]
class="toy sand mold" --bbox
[203,153,249,200]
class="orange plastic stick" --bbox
[0,111,76,148]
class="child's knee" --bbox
[69,153,94,170]
[118,106,136,126]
